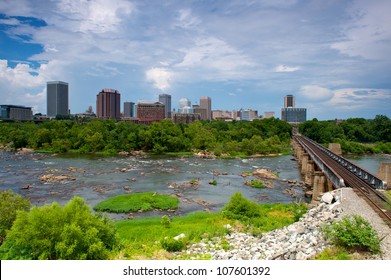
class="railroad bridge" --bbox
[293,135,390,201]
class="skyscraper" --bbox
[284,95,295,108]
[124,101,135,118]
[200,96,212,120]
[47,81,69,118]
[281,95,306,123]
[159,94,171,118]
[96,89,121,120]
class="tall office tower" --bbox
[159,94,171,118]
[281,108,307,123]
[96,88,121,120]
[284,95,295,108]
[47,81,69,118]
[200,96,212,120]
[124,101,135,118]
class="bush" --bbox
[0,196,119,260]
[160,237,186,252]
[322,215,380,254]
[0,190,30,244]
[222,192,261,221]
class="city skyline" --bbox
[1,1,391,120]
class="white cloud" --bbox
[175,36,255,80]
[300,85,334,101]
[331,0,391,60]
[145,67,173,91]
[328,88,391,110]
[57,0,134,34]
[0,60,50,112]
[174,8,201,30]
[275,64,300,72]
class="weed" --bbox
[322,215,381,254]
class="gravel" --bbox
[177,187,391,260]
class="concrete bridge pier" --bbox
[301,153,309,175]
[305,160,315,186]
[378,162,391,190]
[312,171,326,201]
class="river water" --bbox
[0,151,389,219]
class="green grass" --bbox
[115,212,231,259]
[247,179,266,188]
[93,192,178,213]
[113,193,308,259]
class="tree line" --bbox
[0,118,293,156]
[299,115,391,154]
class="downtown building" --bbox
[136,101,165,124]
[96,89,121,120]
[200,96,212,120]
[0,105,32,120]
[159,94,171,119]
[47,81,69,118]
[281,94,306,123]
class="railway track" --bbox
[295,135,391,227]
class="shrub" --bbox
[0,196,119,260]
[160,237,186,252]
[322,215,380,254]
[222,192,261,221]
[0,190,30,244]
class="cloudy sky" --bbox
[0,0,390,120]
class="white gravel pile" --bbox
[179,187,391,260]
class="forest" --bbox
[1,114,390,156]
[299,115,391,154]
[0,118,292,156]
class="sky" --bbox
[0,0,390,120]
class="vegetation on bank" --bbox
[0,118,292,156]
[314,215,381,260]
[0,196,119,260]
[0,190,307,260]
[299,115,391,154]
[93,192,179,213]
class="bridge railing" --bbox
[295,136,345,189]
[301,136,387,190]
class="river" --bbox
[0,151,389,219]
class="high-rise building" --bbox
[124,101,135,118]
[96,88,121,120]
[281,108,307,123]
[0,105,32,120]
[47,81,69,118]
[200,96,211,120]
[159,94,171,119]
[284,95,295,108]
[240,109,258,121]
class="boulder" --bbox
[321,192,334,204]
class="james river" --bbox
[0,151,390,219]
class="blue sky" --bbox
[0,0,390,120]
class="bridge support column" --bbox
[378,163,391,190]
[305,160,314,186]
[312,171,326,201]
[301,153,309,175]
[325,177,334,192]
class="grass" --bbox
[113,193,308,259]
[115,212,232,259]
[93,192,178,213]
[247,179,266,188]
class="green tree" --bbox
[0,196,119,260]
[0,190,30,244]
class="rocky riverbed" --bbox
[177,188,391,260]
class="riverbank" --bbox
[178,188,391,260]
